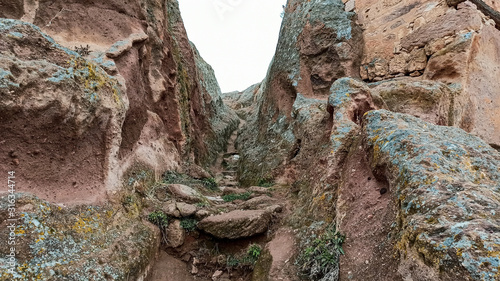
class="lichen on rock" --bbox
[363,110,500,281]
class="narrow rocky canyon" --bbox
[1,0,500,281]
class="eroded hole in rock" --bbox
[289,139,302,160]
[351,98,376,125]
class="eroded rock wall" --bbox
[237,0,363,186]
[0,1,238,279]
[236,0,500,280]
[0,0,238,204]
[355,0,500,146]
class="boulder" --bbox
[198,210,272,239]
[248,186,271,195]
[221,187,248,196]
[195,210,211,220]
[183,164,212,179]
[0,19,127,204]
[176,202,197,217]
[163,202,181,218]
[241,196,279,210]
[167,220,185,248]
[167,184,205,203]
[359,110,500,281]
[371,79,454,125]
[0,194,159,280]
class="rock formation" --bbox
[0,0,238,279]
[1,0,500,280]
[234,0,500,280]
[0,0,238,204]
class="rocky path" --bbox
[147,117,298,281]
[213,118,246,189]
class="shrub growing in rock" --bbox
[247,244,262,261]
[180,218,198,232]
[148,211,169,243]
[202,177,218,190]
[296,224,345,281]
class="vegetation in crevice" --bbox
[222,192,252,202]
[148,210,169,243]
[296,223,345,281]
[225,244,263,270]
[180,218,198,232]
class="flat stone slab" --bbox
[167,184,204,203]
[198,210,272,239]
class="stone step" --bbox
[222,170,237,176]
[221,181,238,187]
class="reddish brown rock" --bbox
[167,219,185,248]
[198,210,272,239]
[0,0,237,204]
[400,6,482,50]
[463,25,500,147]
[372,79,453,125]
[0,20,127,205]
[167,184,205,203]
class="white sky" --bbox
[178,0,286,93]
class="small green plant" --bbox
[222,192,252,202]
[148,211,169,228]
[257,178,274,188]
[180,218,198,232]
[226,255,240,268]
[247,244,262,260]
[148,210,169,243]
[296,224,345,281]
[202,177,218,191]
[163,171,219,191]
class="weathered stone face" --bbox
[0,194,160,280]
[198,209,272,239]
[0,19,128,204]
[0,0,238,204]
[0,1,238,280]
[235,1,500,280]
[362,110,500,281]
[237,0,363,186]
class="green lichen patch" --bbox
[62,56,123,105]
[363,110,500,280]
[0,194,158,281]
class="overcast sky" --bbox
[178,0,286,93]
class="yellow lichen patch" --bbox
[72,216,97,234]
[68,57,123,105]
[15,226,25,235]
[426,217,438,224]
